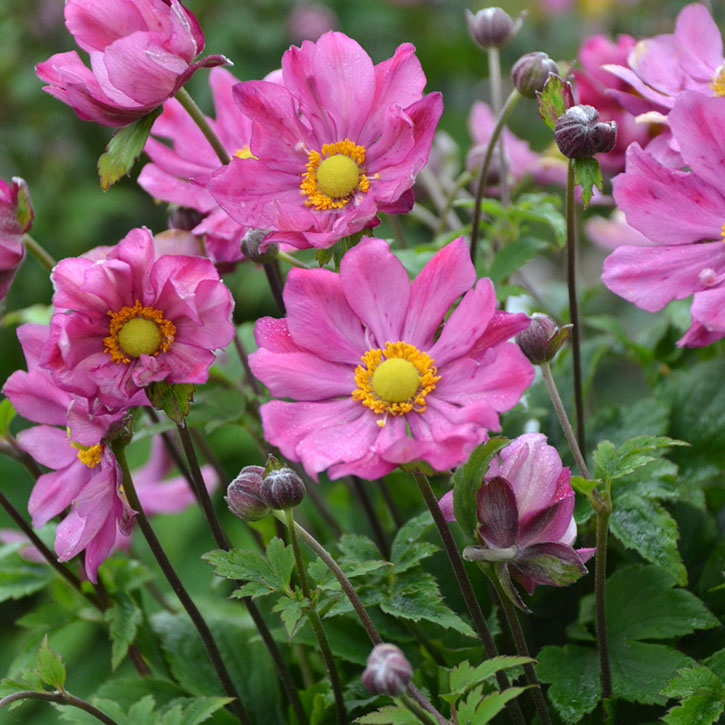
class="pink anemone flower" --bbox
[249,236,533,480]
[3,324,137,583]
[42,227,235,410]
[208,31,443,251]
[602,91,725,346]
[36,0,228,127]
[439,433,594,598]
[0,177,31,302]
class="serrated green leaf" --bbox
[573,157,602,208]
[128,695,158,721]
[592,435,686,484]
[273,597,304,639]
[37,635,65,690]
[610,493,687,585]
[146,382,195,424]
[570,475,598,496]
[105,593,142,670]
[662,692,725,725]
[265,537,295,589]
[390,511,437,574]
[355,706,419,723]
[0,398,16,436]
[165,697,234,725]
[446,656,533,697]
[536,74,574,129]
[97,109,161,190]
[661,663,725,699]
[470,687,529,723]
[452,438,508,539]
[99,555,154,594]
[203,548,287,597]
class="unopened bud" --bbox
[554,105,618,158]
[361,644,412,696]
[168,206,204,232]
[226,465,270,521]
[260,467,305,510]
[515,313,571,365]
[511,52,560,98]
[465,7,516,49]
[242,228,278,263]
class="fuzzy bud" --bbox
[260,467,305,510]
[241,228,278,263]
[361,644,413,696]
[516,313,571,365]
[554,105,618,158]
[511,52,560,98]
[168,206,204,232]
[226,465,270,521]
[465,8,515,49]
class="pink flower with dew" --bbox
[138,67,280,266]
[42,227,235,410]
[0,177,31,301]
[602,3,725,118]
[3,324,136,583]
[574,35,653,174]
[35,0,228,127]
[208,31,443,252]
[249,237,533,480]
[439,433,594,596]
[602,91,725,346]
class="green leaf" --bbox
[273,597,305,639]
[463,687,528,724]
[592,435,687,484]
[487,237,550,284]
[146,382,196,424]
[355,705,419,723]
[446,656,533,697]
[187,387,248,433]
[37,635,66,690]
[166,697,234,725]
[97,109,161,190]
[662,692,725,725]
[390,511,437,574]
[0,543,53,602]
[0,398,16,436]
[105,593,142,670]
[573,157,602,208]
[99,555,154,594]
[610,493,687,585]
[536,74,574,129]
[570,475,598,497]
[452,438,508,539]
[265,537,296,589]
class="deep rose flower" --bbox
[0,177,31,301]
[36,0,228,127]
[42,227,235,409]
[208,31,443,251]
[439,433,594,596]
[602,91,725,346]
[249,236,533,480]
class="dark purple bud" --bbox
[361,644,413,696]
[465,7,516,49]
[241,228,278,263]
[168,206,204,232]
[260,467,305,510]
[554,105,618,158]
[511,52,560,98]
[225,465,270,521]
[515,313,572,365]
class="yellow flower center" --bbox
[234,145,257,160]
[70,441,103,468]
[300,139,370,210]
[103,300,176,364]
[352,341,441,426]
[710,65,725,97]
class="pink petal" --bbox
[673,3,722,82]
[28,461,92,527]
[476,476,519,549]
[18,426,77,470]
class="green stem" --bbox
[0,690,118,724]
[412,472,526,725]
[175,87,230,166]
[594,499,612,699]
[112,439,251,725]
[434,170,473,238]
[263,258,286,315]
[469,90,521,265]
[487,46,510,209]
[565,160,586,460]
[283,508,347,725]
[398,693,438,725]
[233,332,262,397]
[277,250,312,269]
[489,575,551,725]
[350,475,389,558]
[22,234,56,272]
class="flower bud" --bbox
[260,467,305,510]
[361,644,413,696]
[226,465,271,521]
[241,228,278,263]
[168,206,204,232]
[554,105,618,158]
[465,8,515,49]
[511,52,560,98]
[515,313,571,365]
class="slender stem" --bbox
[112,440,250,725]
[3,433,44,479]
[412,472,526,725]
[350,476,389,558]
[489,576,551,725]
[565,160,586,460]
[233,332,262,396]
[278,250,312,269]
[176,87,230,166]
[434,170,473,238]
[595,502,612,699]
[540,363,590,478]
[284,509,347,725]
[0,690,118,724]
[263,259,286,315]
[377,479,403,529]
[399,693,438,725]
[487,46,510,210]
[22,234,56,272]
[389,214,408,249]
[469,90,521,265]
